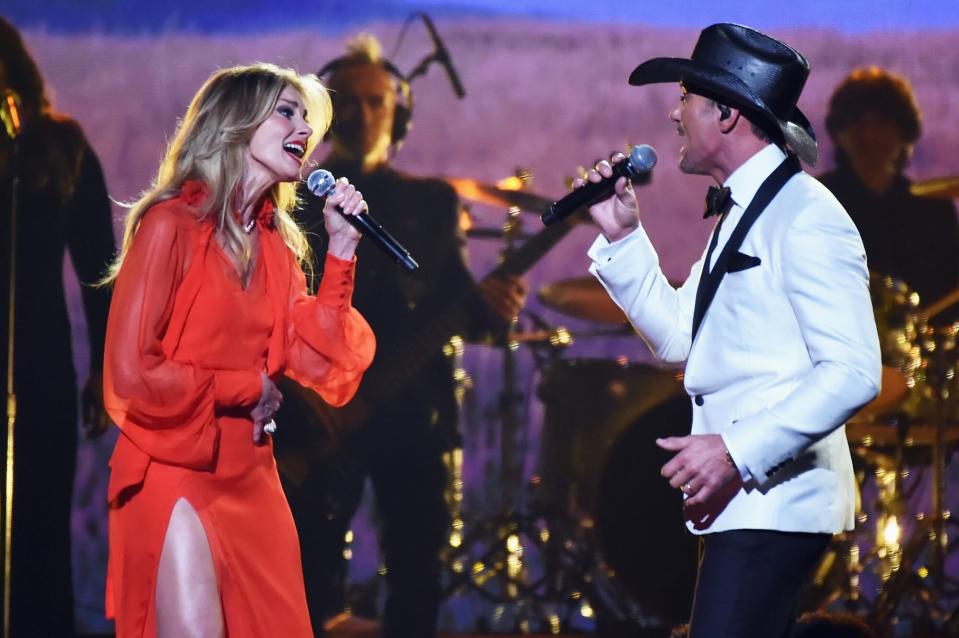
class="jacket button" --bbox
[694,395,704,406]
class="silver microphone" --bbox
[306,169,419,272]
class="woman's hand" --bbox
[323,177,366,260]
[251,372,283,444]
[81,372,112,439]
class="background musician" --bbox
[274,34,527,638]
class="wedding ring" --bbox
[264,419,277,435]
[681,483,692,494]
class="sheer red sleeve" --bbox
[284,252,375,407]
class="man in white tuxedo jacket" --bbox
[580,24,882,638]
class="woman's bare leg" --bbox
[155,498,224,638]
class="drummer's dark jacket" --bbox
[819,159,959,324]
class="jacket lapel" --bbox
[691,154,801,341]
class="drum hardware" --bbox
[444,172,556,625]
[464,225,536,241]
[909,174,959,199]
[443,174,642,634]
[445,175,553,215]
[443,335,471,554]
[524,356,697,630]
[538,275,684,326]
[922,284,959,324]
[855,274,925,421]
[538,276,630,325]
[861,323,959,636]
[802,275,959,632]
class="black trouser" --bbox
[688,529,831,638]
[282,405,452,638]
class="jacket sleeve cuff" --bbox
[315,253,357,310]
[721,431,753,483]
[213,370,262,409]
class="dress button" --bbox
[694,395,704,406]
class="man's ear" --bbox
[717,105,741,133]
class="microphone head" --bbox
[306,169,336,197]
[628,144,657,173]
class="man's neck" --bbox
[711,137,772,185]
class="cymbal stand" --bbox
[868,324,959,636]
[1,94,22,638]
[444,194,541,624]
[443,178,638,634]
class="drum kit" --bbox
[827,274,959,636]
[439,173,959,635]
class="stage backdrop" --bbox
[6,1,959,633]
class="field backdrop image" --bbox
[4,1,959,636]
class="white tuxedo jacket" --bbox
[588,145,881,535]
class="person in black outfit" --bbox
[274,35,526,638]
[818,66,959,323]
[0,17,115,637]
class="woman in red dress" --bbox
[101,63,375,637]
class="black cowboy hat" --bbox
[629,23,818,165]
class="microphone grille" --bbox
[306,169,336,197]
[629,144,658,172]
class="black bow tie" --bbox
[704,185,733,219]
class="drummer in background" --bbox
[274,34,527,638]
[818,66,959,324]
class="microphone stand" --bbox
[405,14,464,98]
[2,123,20,638]
[440,173,636,635]
[405,53,443,86]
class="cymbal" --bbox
[538,276,628,324]
[910,175,959,199]
[446,176,552,214]
[465,226,535,241]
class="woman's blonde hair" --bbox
[102,62,331,284]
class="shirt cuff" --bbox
[586,226,644,266]
[213,370,262,409]
[721,431,753,484]
[316,252,357,310]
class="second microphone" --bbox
[306,169,420,272]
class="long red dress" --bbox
[103,181,375,637]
